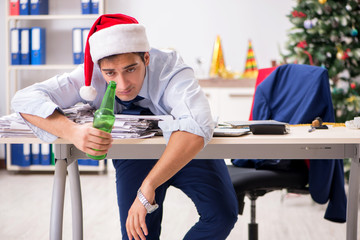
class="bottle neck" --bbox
[100,81,117,111]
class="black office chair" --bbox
[227,164,308,240]
[229,64,346,240]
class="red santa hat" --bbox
[80,13,150,101]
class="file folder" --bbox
[30,0,48,15]
[72,28,82,64]
[11,144,31,167]
[91,0,99,14]
[19,0,30,15]
[11,28,21,65]
[81,28,90,63]
[31,27,46,65]
[31,144,41,165]
[20,28,31,65]
[9,0,20,15]
[40,143,51,165]
[81,0,91,14]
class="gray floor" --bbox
[0,163,354,240]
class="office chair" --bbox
[229,64,347,240]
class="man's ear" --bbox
[144,52,150,66]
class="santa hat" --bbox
[80,13,150,101]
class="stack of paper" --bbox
[63,103,172,139]
[0,113,35,138]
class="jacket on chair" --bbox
[235,64,347,223]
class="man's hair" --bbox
[98,52,146,67]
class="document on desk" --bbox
[0,113,35,138]
[0,104,172,139]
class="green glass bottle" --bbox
[86,81,117,160]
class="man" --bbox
[12,13,238,240]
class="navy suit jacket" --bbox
[234,64,347,222]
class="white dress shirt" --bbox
[11,48,215,146]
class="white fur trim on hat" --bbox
[89,24,150,63]
[80,85,97,102]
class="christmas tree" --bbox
[242,40,259,79]
[283,0,360,122]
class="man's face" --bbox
[100,52,149,101]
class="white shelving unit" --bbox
[5,0,107,172]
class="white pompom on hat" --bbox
[80,13,150,101]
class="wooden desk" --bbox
[1,126,359,240]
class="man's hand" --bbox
[69,123,113,156]
[126,187,155,240]
[20,111,113,156]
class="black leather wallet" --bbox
[249,121,289,135]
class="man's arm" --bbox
[125,130,204,240]
[21,110,113,157]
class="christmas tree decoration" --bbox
[351,27,358,37]
[304,19,314,29]
[283,0,360,122]
[209,35,234,79]
[242,40,258,79]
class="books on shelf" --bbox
[81,0,99,14]
[72,28,90,64]
[10,0,48,16]
[10,27,46,65]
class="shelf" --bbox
[6,163,106,172]
[9,65,79,70]
[7,14,101,21]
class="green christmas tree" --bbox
[283,0,360,122]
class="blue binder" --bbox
[20,28,31,65]
[81,28,90,63]
[31,27,46,65]
[72,28,82,64]
[11,28,21,65]
[40,143,51,165]
[20,0,30,15]
[91,0,99,14]
[31,144,41,165]
[30,0,48,15]
[11,144,31,167]
[81,0,91,14]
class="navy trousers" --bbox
[113,159,238,240]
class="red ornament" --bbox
[297,40,308,48]
[292,10,307,18]
[350,83,356,89]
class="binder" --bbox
[72,28,82,64]
[10,28,21,65]
[19,0,30,15]
[30,0,49,15]
[31,27,46,65]
[81,28,90,63]
[40,143,51,165]
[20,28,31,65]
[9,0,20,15]
[31,144,41,165]
[81,0,91,14]
[11,144,31,167]
[91,0,99,14]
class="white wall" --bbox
[0,0,295,158]
[106,0,294,73]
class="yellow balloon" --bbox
[318,0,327,4]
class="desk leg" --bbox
[68,160,83,240]
[347,146,360,240]
[50,159,67,240]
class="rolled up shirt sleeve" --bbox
[11,65,86,142]
[158,68,215,147]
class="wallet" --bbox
[249,120,290,135]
